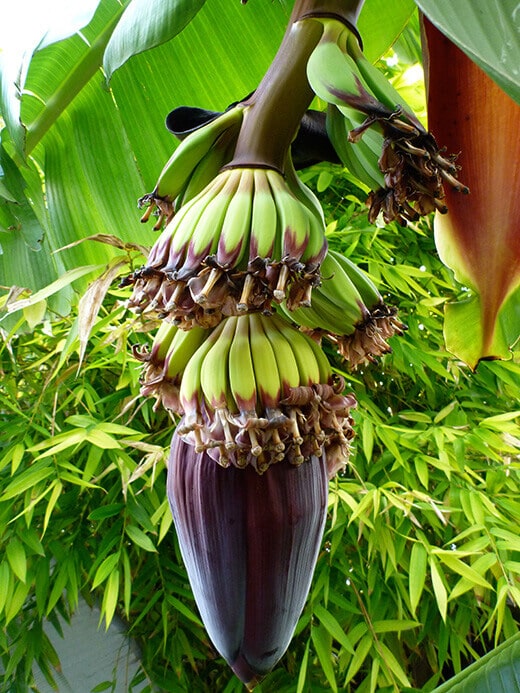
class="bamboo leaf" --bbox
[430,556,448,622]
[311,623,338,693]
[92,553,120,590]
[101,568,120,628]
[6,538,27,584]
[125,524,157,552]
[314,603,355,654]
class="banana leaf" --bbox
[433,633,520,692]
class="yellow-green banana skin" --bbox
[167,431,328,687]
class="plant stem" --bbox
[226,0,365,173]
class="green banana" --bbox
[300,329,333,385]
[174,126,238,209]
[249,169,279,262]
[249,313,283,411]
[140,105,244,212]
[162,173,230,271]
[200,316,238,413]
[178,321,227,443]
[317,251,366,314]
[329,250,382,308]
[306,22,361,107]
[147,320,179,364]
[266,168,310,264]
[326,103,384,190]
[164,326,211,384]
[228,315,258,417]
[179,169,241,279]
[273,315,321,386]
[215,168,254,269]
[261,314,301,398]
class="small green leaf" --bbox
[409,543,428,615]
[314,604,355,654]
[430,557,448,622]
[6,538,27,583]
[311,623,338,693]
[345,633,372,684]
[164,595,203,626]
[296,640,310,693]
[102,569,120,628]
[88,503,126,521]
[125,524,157,552]
[92,553,120,590]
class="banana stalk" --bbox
[423,18,520,367]
[226,1,364,172]
[167,431,329,689]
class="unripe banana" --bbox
[200,317,237,411]
[228,315,257,415]
[179,320,226,425]
[273,316,321,386]
[261,314,301,397]
[215,168,254,269]
[329,250,382,308]
[145,105,244,206]
[326,103,384,190]
[306,23,361,106]
[179,169,241,278]
[249,313,283,410]
[266,169,310,262]
[249,169,279,261]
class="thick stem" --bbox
[227,0,365,173]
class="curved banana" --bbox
[329,250,382,308]
[228,315,257,417]
[179,321,227,433]
[140,105,245,211]
[215,168,254,269]
[273,316,321,386]
[175,125,239,209]
[249,169,279,262]
[178,169,241,279]
[326,103,384,190]
[249,313,282,411]
[267,169,310,263]
[261,314,301,398]
[200,316,237,412]
[162,173,230,272]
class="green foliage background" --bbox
[1,0,520,691]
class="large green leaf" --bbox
[358,0,416,61]
[103,0,207,79]
[433,633,520,692]
[0,0,104,154]
[416,0,520,104]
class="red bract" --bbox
[424,18,520,367]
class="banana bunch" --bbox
[133,320,209,412]
[304,16,468,225]
[279,249,407,367]
[168,431,328,688]
[126,163,328,328]
[174,312,355,474]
